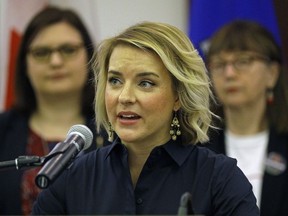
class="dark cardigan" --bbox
[206,128,288,216]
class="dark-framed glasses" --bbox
[28,43,84,63]
[209,54,270,75]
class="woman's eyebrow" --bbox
[108,70,160,78]
[136,72,160,78]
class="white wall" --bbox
[50,0,189,44]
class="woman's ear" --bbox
[174,96,181,111]
[267,62,280,88]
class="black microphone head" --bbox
[67,124,93,150]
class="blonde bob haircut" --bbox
[93,21,216,144]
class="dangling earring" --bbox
[108,122,114,142]
[267,88,274,105]
[170,112,181,141]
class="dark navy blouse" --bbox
[32,138,259,215]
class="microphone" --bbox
[177,192,194,215]
[35,124,93,189]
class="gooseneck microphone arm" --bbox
[0,144,76,171]
[0,155,43,170]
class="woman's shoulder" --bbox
[192,144,238,174]
[0,108,28,123]
[0,109,28,134]
[192,145,251,193]
[269,127,288,140]
[195,144,232,160]
[0,109,14,122]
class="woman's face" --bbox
[27,22,88,97]
[209,51,278,109]
[105,44,180,147]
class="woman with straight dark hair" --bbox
[0,6,107,215]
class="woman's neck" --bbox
[29,93,85,140]
[224,102,268,135]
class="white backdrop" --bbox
[0,0,188,111]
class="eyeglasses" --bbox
[209,54,270,75]
[28,43,84,63]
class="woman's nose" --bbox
[223,63,238,77]
[49,51,64,65]
[118,84,136,104]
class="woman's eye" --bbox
[237,58,251,65]
[139,80,155,88]
[108,77,121,86]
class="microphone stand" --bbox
[0,151,65,171]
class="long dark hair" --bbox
[14,6,95,117]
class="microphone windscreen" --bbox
[67,124,93,150]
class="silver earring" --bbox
[108,122,114,142]
[170,112,181,141]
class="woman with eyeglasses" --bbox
[206,20,288,216]
[0,6,108,215]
